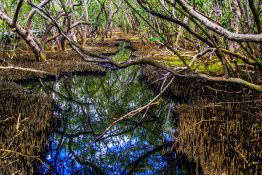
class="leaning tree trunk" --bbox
[0,11,46,61]
[101,0,114,41]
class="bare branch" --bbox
[26,0,52,32]
[220,49,257,65]
[136,0,213,47]
[173,0,262,42]
[70,21,91,29]
[1,2,45,60]
[0,11,13,25]
[12,0,24,26]
[189,48,215,67]
[248,0,261,33]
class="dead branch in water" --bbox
[95,75,174,142]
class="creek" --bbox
[31,66,197,175]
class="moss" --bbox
[93,37,112,42]
[113,47,131,62]
[149,55,191,68]
[39,52,46,61]
[207,63,224,74]
[237,58,244,65]
[193,62,224,75]
[165,59,191,67]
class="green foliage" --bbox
[192,0,204,7]
[149,37,164,43]
[256,56,262,67]
[221,13,230,28]
[149,37,156,42]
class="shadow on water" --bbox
[32,67,198,175]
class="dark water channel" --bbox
[30,67,196,175]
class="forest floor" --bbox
[0,31,225,82]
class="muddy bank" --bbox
[0,50,105,82]
[0,32,144,82]
[0,82,52,174]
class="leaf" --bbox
[157,37,164,43]
[256,56,262,67]
[192,0,204,7]
[149,37,156,42]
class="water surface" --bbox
[34,67,196,175]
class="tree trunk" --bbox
[0,11,45,61]
[101,0,114,41]
[175,16,188,47]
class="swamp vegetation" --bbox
[0,0,261,174]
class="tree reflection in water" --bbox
[35,67,197,175]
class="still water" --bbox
[33,67,196,175]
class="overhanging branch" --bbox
[172,0,262,42]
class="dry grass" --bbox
[176,96,262,175]
[0,82,52,174]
